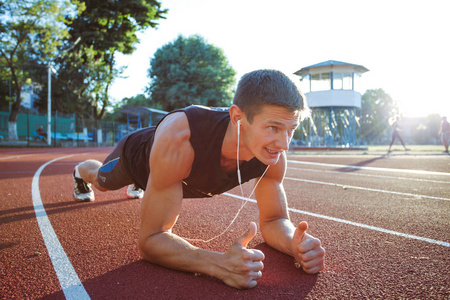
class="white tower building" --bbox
[294,60,369,147]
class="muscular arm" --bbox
[138,113,264,289]
[255,152,325,273]
[138,113,215,273]
[254,153,295,255]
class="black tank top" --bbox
[123,105,268,198]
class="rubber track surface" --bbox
[1,148,449,299]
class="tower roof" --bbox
[294,60,369,76]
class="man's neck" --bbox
[220,121,251,174]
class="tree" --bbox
[119,94,158,109]
[361,88,399,144]
[59,0,167,121]
[104,94,156,122]
[35,45,118,118]
[147,35,237,111]
[0,65,12,112]
[0,0,84,140]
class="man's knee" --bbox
[77,160,113,192]
[77,160,102,183]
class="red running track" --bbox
[1,147,449,299]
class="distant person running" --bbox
[438,116,449,153]
[71,70,325,289]
[388,116,409,152]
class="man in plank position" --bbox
[72,69,325,289]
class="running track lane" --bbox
[28,154,450,299]
[1,149,450,299]
[31,155,90,300]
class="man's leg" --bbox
[77,159,108,191]
[72,132,143,201]
[397,135,408,151]
[388,135,395,151]
[73,160,101,202]
[443,135,449,152]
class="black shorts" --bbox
[97,135,134,190]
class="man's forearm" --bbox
[139,231,221,276]
[260,218,296,257]
[139,228,266,289]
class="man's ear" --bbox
[229,105,244,127]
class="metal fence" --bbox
[0,110,161,147]
[1,107,366,149]
[293,107,361,148]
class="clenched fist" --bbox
[291,221,325,274]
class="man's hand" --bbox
[291,221,325,274]
[218,222,265,289]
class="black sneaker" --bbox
[73,169,95,202]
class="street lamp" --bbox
[47,64,56,146]
[46,37,80,146]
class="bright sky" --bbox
[110,0,450,118]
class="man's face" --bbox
[241,105,300,165]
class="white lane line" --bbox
[287,160,450,177]
[223,193,450,248]
[0,151,97,161]
[288,167,450,184]
[0,154,34,160]
[32,155,90,300]
[286,177,450,201]
[1,171,35,174]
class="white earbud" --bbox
[237,119,241,137]
[236,119,241,184]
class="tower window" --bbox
[311,73,331,91]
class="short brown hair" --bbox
[233,69,308,122]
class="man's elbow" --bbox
[138,233,161,263]
[138,236,152,262]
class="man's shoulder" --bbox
[157,111,191,139]
[182,105,230,115]
[151,112,194,180]
[160,106,229,127]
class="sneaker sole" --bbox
[73,192,95,202]
[125,191,142,199]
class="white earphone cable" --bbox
[183,119,269,243]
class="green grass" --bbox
[288,144,447,156]
[367,145,445,152]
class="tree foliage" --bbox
[104,94,156,122]
[0,0,167,141]
[34,45,112,116]
[0,0,84,139]
[147,35,236,111]
[47,0,167,121]
[361,88,399,144]
[119,94,157,109]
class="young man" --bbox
[73,69,325,289]
[388,116,408,152]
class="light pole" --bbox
[47,64,56,146]
[46,37,80,146]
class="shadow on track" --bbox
[0,198,135,226]
[335,155,387,173]
[38,243,319,300]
